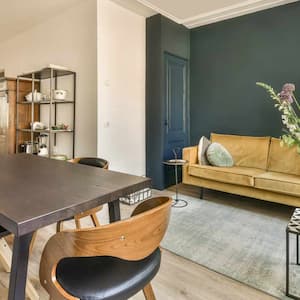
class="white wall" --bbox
[97,0,146,176]
[0,0,97,157]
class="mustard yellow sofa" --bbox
[183,133,300,207]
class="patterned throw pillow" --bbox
[206,142,234,167]
[198,136,211,165]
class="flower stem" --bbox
[292,94,300,111]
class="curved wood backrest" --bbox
[40,196,172,300]
[70,157,109,169]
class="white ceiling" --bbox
[0,0,82,43]
[0,0,297,43]
[121,0,299,28]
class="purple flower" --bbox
[282,83,296,93]
[279,90,293,103]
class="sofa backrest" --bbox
[268,138,300,175]
[210,133,270,170]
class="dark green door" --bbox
[164,53,189,160]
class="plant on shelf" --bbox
[257,82,300,152]
[51,123,69,131]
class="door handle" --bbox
[164,120,168,126]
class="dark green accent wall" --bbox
[146,15,190,189]
[190,2,300,145]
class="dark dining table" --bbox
[0,154,151,300]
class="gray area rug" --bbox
[161,192,300,299]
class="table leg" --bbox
[109,199,121,222]
[174,164,179,202]
[8,232,33,300]
[172,164,188,208]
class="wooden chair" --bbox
[56,157,109,232]
[40,196,172,300]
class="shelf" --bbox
[17,128,74,133]
[16,66,76,158]
[17,100,74,105]
[18,67,75,80]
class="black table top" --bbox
[0,154,151,236]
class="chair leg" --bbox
[0,238,12,272]
[56,221,63,233]
[29,231,37,254]
[75,218,81,229]
[0,238,39,299]
[90,213,101,227]
[143,283,156,300]
[26,280,39,300]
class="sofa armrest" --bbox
[183,146,198,164]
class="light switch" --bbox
[104,121,110,128]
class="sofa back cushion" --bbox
[268,138,300,175]
[210,133,270,170]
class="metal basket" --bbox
[119,188,152,205]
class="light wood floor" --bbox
[0,185,277,300]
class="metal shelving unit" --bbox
[15,67,76,159]
[17,100,74,104]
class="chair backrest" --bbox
[39,196,172,298]
[71,157,109,169]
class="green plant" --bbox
[256,82,300,152]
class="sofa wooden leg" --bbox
[143,283,156,300]
[200,187,204,199]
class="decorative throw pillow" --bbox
[206,142,234,167]
[198,136,211,165]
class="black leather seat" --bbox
[56,248,161,300]
[78,157,108,169]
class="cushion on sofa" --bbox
[188,164,265,187]
[254,171,300,197]
[210,133,270,170]
[267,138,300,176]
[198,136,211,165]
[206,143,234,167]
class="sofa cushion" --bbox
[198,136,211,165]
[255,172,300,197]
[210,133,270,170]
[189,164,265,187]
[268,138,300,176]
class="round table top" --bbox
[163,159,188,166]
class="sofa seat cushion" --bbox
[189,164,265,187]
[255,172,300,197]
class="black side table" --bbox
[286,208,300,299]
[163,159,188,208]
